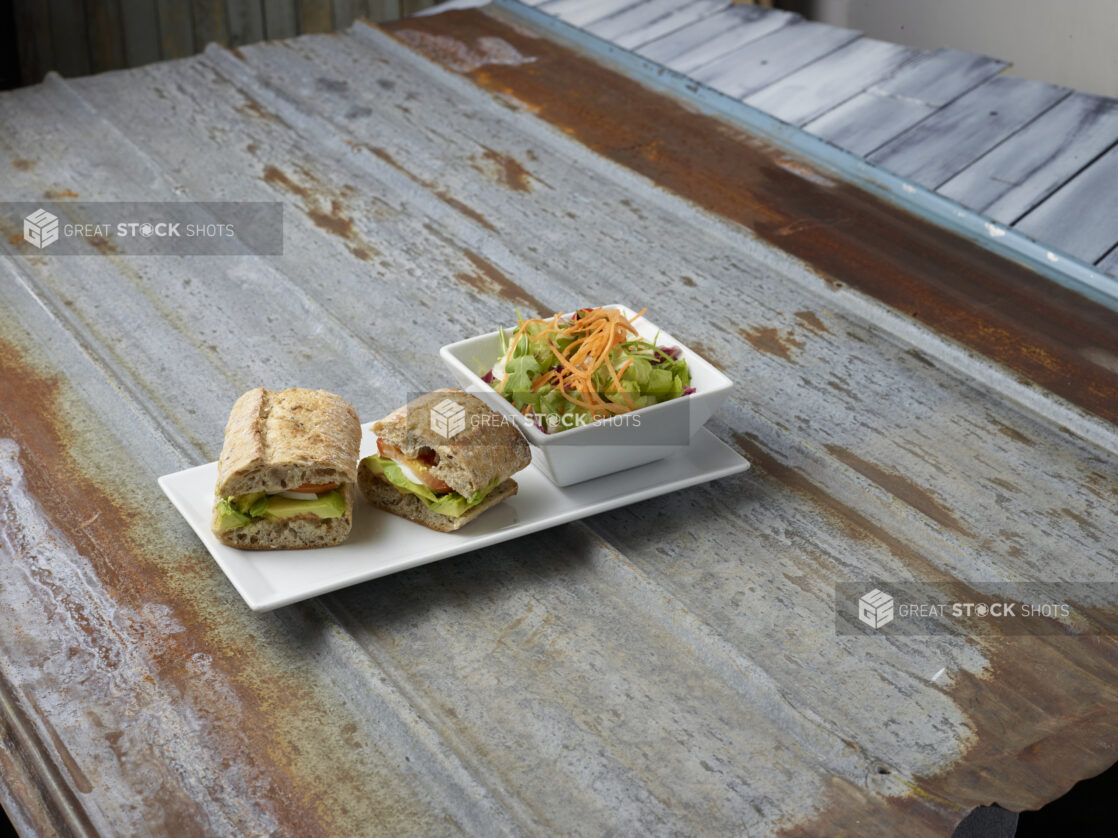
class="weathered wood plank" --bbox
[120,0,163,65]
[870,47,1008,108]
[156,0,196,57]
[869,76,1071,190]
[691,20,862,101]
[192,0,231,47]
[263,0,298,38]
[49,0,92,76]
[12,0,53,85]
[1096,244,1118,277]
[400,0,435,15]
[1014,141,1118,264]
[298,0,333,32]
[333,0,362,28]
[939,93,1118,225]
[637,5,798,71]
[537,0,645,29]
[87,0,127,73]
[586,0,729,50]
[745,37,920,127]
[802,90,936,156]
[226,0,266,46]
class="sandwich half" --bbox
[212,387,361,549]
[358,388,531,532]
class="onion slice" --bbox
[278,491,319,501]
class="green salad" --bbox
[482,307,693,434]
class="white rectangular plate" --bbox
[158,426,750,611]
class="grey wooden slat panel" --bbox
[691,20,862,101]
[1014,142,1118,264]
[414,0,493,15]
[401,0,436,15]
[586,0,728,49]
[263,0,297,37]
[607,0,729,50]
[938,93,1118,225]
[299,0,333,31]
[1096,244,1118,277]
[226,0,266,46]
[800,46,1011,158]
[364,0,399,21]
[156,0,195,57]
[192,0,231,46]
[803,91,935,157]
[870,47,1008,108]
[87,0,127,72]
[120,0,163,66]
[538,0,645,29]
[869,76,1071,190]
[638,5,798,71]
[744,38,921,127]
[12,0,53,85]
[333,0,361,27]
[50,0,92,76]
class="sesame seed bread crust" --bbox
[215,387,361,497]
[371,388,531,498]
[357,464,518,532]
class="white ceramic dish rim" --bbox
[440,304,734,446]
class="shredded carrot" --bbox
[500,306,662,421]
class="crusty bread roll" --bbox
[361,388,530,531]
[372,388,530,498]
[212,387,361,550]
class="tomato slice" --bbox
[377,440,451,492]
[289,482,339,494]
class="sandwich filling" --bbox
[362,451,500,519]
[214,484,346,532]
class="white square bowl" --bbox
[440,304,734,486]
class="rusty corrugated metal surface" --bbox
[0,4,1115,836]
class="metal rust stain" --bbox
[987,415,1036,447]
[823,444,974,536]
[472,146,538,192]
[356,141,499,232]
[456,248,548,314]
[0,337,393,837]
[386,9,1118,427]
[732,433,946,574]
[783,636,1118,837]
[733,431,1118,833]
[261,164,378,260]
[738,325,804,362]
[677,339,725,371]
[794,310,830,334]
[391,29,536,74]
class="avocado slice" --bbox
[215,499,252,532]
[262,489,346,521]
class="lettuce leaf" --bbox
[363,456,499,518]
